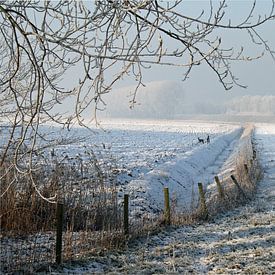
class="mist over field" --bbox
[100,80,275,121]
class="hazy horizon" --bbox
[101,1,275,121]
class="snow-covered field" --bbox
[48,119,242,216]
[1,120,274,274]
[52,122,275,274]
[50,119,239,178]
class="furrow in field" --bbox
[125,127,243,217]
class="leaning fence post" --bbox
[214,176,225,200]
[123,194,129,236]
[198,182,208,219]
[230,175,247,199]
[244,164,249,174]
[253,149,256,159]
[163,187,171,225]
[56,202,64,265]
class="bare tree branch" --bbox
[0,0,274,200]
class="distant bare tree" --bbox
[0,0,274,199]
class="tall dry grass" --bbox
[206,125,262,216]
[0,146,125,273]
[0,125,263,273]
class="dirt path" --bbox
[59,128,274,274]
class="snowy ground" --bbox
[53,123,275,274]
[1,120,243,273]
[2,121,274,274]
[49,120,239,182]
[48,120,242,217]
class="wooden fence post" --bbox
[230,175,247,199]
[163,187,171,225]
[198,182,208,219]
[253,149,256,159]
[124,194,129,236]
[244,164,249,174]
[214,176,225,200]
[56,202,64,265]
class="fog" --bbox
[98,79,275,120]
[101,81,185,119]
[58,1,275,122]
[96,1,275,122]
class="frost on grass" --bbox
[1,121,274,274]
[57,123,275,274]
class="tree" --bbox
[0,0,274,191]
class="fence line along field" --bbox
[1,119,255,273]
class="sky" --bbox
[107,0,275,110]
[55,1,275,119]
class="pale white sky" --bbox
[60,1,275,118]
[113,0,275,102]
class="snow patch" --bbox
[126,128,243,215]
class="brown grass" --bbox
[0,126,263,273]
[0,148,125,273]
[206,126,262,217]
[169,126,262,225]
